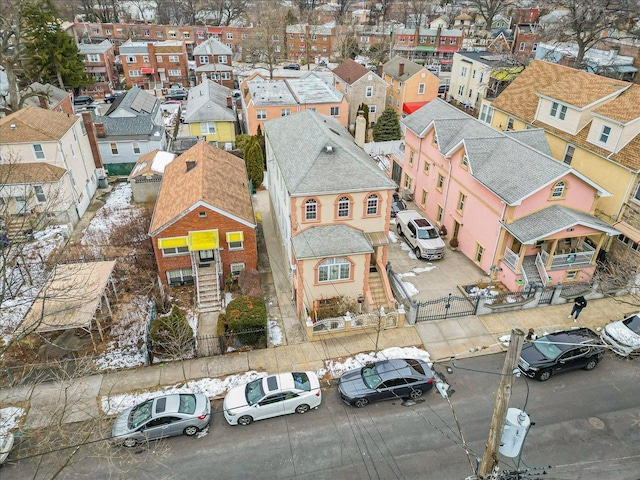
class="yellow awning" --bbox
[158,236,188,249]
[188,229,219,250]
[226,231,244,243]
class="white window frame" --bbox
[133,142,141,154]
[226,232,244,251]
[126,55,136,63]
[305,199,318,221]
[366,194,379,215]
[199,56,209,64]
[599,125,611,143]
[318,257,351,282]
[281,108,291,116]
[87,54,100,62]
[230,262,245,278]
[365,85,373,98]
[166,268,193,285]
[162,246,189,257]
[205,122,217,134]
[33,144,45,160]
[168,69,181,76]
[330,106,339,116]
[369,105,376,113]
[257,110,267,120]
[168,55,179,62]
[418,83,425,94]
[110,143,119,155]
[33,185,46,202]
[337,196,350,218]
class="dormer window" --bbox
[599,125,611,144]
[461,152,469,168]
[550,102,567,120]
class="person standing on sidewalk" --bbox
[569,295,587,321]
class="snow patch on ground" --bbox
[399,242,418,260]
[388,230,398,243]
[400,280,420,297]
[320,346,432,379]
[268,320,283,346]
[0,407,25,435]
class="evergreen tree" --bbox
[22,0,90,90]
[373,108,402,141]
[243,138,264,189]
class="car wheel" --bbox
[238,415,253,426]
[409,388,423,399]
[295,404,310,414]
[354,398,369,408]
[537,370,552,382]
[414,247,422,258]
[123,438,137,448]
[183,425,199,436]
[396,224,403,236]
[583,359,598,371]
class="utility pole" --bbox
[478,328,525,478]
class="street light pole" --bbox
[478,328,525,478]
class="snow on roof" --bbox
[151,151,177,174]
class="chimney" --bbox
[186,159,196,172]
[399,62,405,76]
[355,111,366,148]
[377,63,383,77]
[227,95,232,108]
[94,121,106,138]
[82,112,104,168]
[38,95,48,109]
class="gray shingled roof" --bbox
[383,56,423,81]
[94,115,163,137]
[185,80,237,123]
[502,205,620,243]
[292,225,374,260]
[77,39,113,54]
[193,38,233,56]
[503,129,552,156]
[263,110,396,196]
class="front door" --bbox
[198,249,215,266]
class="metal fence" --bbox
[196,327,267,356]
[414,293,479,322]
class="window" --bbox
[421,189,427,205]
[550,101,567,120]
[403,173,412,190]
[519,42,526,51]
[156,55,162,62]
[110,143,119,155]
[126,56,136,63]
[105,28,111,35]
[156,30,163,37]
[230,262,245,277]
[479,104,494,124]
[563,144,575,165]
[532,43,538,52]
[199,56,209,64]
[143,55,149,62]
[458,85,464,96]
[409,150,414,166]
[133,142,141,154]
[461,153,469,168]
[305,199,318,221]
[506,117,514,130]
[437,205,444,223]
[330,106,340,116]
[450,38,456,45]
[318,257,351,282]
[167,268,193,285]
[226,232,244,250]
[227,32,233,39]
[168,69,181,76]
[169,31,177,38]
[365,86,373,98]
[437,174,444,191]
[634,183,640,202]
[599,125,611,143]
[337,196,350,218]
[281,108,291,116]
[183,32,190,39]
[423,161,430,174]
[129,70,141,77]
[461,66,468,77]
[33,144,45,159]
[87,54,100,62]
[475,244,484,263]
[257,110,267,120]
[205,122,216,134]
[388,95,393,106]
[457,192,466,212]
[33,185,46,202]
[218,55,228,63]
[169,55,179,62]
[369,105,376,113]
[417,82,426,95]
[366,194,379,215]
[565,270,579,280]
[163,245,189,256]
[551,181,566,198]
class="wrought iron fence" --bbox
[196,327,268,356]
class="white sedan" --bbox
[601,312,640,357]
[223,372,321,426]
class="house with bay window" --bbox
[263,110,397,325]
[400,99,619,292]
[149,141,256,312]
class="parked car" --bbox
[104,91,124,103]
[395,210,446,260]
[391,192,407,217]
[112,393,211,447]
[223,372,321,426]
[283,63,300,70]
[73,95,93,105]
[601,312,640,357]
[0,432,14,465]
[165,90,188,101]
[338,358,434,408]
[518,327,605,381]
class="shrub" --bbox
[149,305,194,359]
[238,268,262,298]
[225,296,267,346]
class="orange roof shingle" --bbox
[0,106,77,143]
[149,141,255,234]
[592,84,640,124]
[0,162,66,183]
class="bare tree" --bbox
[540,0,640,66]
[333,0,355,25]
[243,9,287,77]
[594,257,640,308]
[467,0,515,32]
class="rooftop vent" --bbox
[186,159,197,172]
[325,145,334,153]
[10,124,17,130]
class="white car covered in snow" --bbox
[601,312,640,357]
[223,372,321,425]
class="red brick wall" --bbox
[152,206,257,285]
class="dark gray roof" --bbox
[105,86,160,117]
[292,225,374,260]
[501,205,620,243]
[185,80,236,123]
[263,110,396,196]
[23,82,68,107]
[94,115,164,137]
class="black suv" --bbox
[73,95,94,105]
[519,327,604,382]
[165,90,188,101]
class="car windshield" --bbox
[361,364,382,389]
[623,315,640,334]
[129,399,153,429]
[178,394,196,414]
[245,378,265,405]
[417,228,439,240]
[292,372,311,391]
[532,336,563,360]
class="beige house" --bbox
[332,58,389,131]
[483,60,640,266]
[264,110,398,332]
[381,56,440,116]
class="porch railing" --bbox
[503,247,518,271]
[535,253,549,285]
[190,252,201,306]
[549,249,595,270]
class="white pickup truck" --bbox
[395,210,446,260]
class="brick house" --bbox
[193,38,234,89]
[149,141,257,312]
[392,27,464,72]
[285,24,335,63]
[120,40,189,89]
[78,39,117,97]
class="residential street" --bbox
[5,353,639,480]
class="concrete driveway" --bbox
[387,216,490,301]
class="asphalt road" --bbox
[5,353,640,480]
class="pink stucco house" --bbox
[399,99,619,291]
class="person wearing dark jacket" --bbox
[569,296,587,320]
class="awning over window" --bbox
[208,28,222,34]
[86,66,107,73]
[158,236,188,249]
[141,67,155,74]
[415,46,436,52]
[188,229,219,250]
[365,231,389,247]
[226,231,244,243]
[403,101,429,114]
